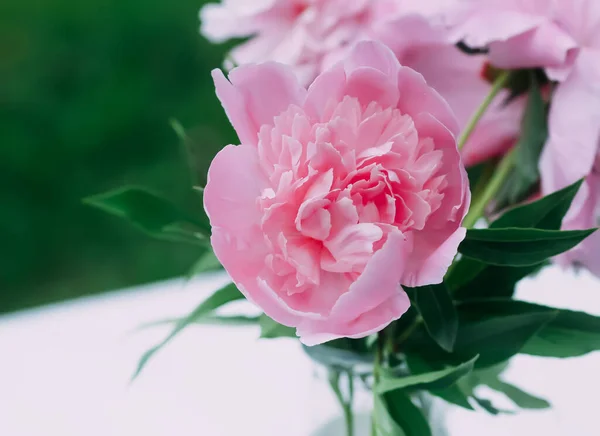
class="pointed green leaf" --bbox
[138,314,260,329]
[84,186,211,242]
[458,299,600,358]
[410,283,458,352]
[486,380,550,409]
[187,250,222,279]
[472,396,514,415]
[454,311,557,367]
[495,72,548,207]
[378,355,478,394]
[459,227,596,266]
[133,282,244,379]
[452,262,546,301]
[492,179,584,230]
[432,385,475,410]
[302,338,374,372]
[449,180,583,300]
[403,353,475,410]
[375,391,432,436]
[259,314,297,339]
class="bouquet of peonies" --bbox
[86,0,600,434]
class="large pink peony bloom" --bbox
[200,0,402,85]
[204,41,470,345]
[448,0,600,273]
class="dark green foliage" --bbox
[1,0,235,312]
[408,284,458,352]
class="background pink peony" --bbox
[200,0,523,167]
[448,0,600,274]
[200,0,402,85]
[204,41,470,345]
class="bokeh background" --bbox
[1,0,233,313]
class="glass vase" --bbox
[308,363,449,436]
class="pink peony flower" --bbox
[448,0,600,273]
[204,41,470,345]
[200,0,403,85]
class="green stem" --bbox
[463,149,517,228]
[395,316,423,348]
[458,71,512,150]
[371,332,384,436]
[346,374,354,436]
[328,370,354,436]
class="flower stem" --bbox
[346,374,354,436]
[371,332,384,436]
[463,148,516,228]
[328,370,354,436]
[458,70,512,151]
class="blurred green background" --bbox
[1,0,234,313]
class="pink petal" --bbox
[298,292,410,346]
[344,68,400,112]
[297,231,411,345]
[413,113,469,227]
[488,22,576,70]
[343,40,401,83]
[204,144,268,238]
[212,69,259,146]
[330,231,409,321]
[322,223,383,273]
[540,49,600,194]
[449,10,547,48]
[396,66,460,136]
[341,41,401,109]
[199,0,277,42]
[403,227,467,287]
[213,63,307,146]
[305,64,347,121]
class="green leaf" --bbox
[459,299,600,358]
[375,391,432,436]
[403,352,475,410]
[452,261,547,301]
[472,396,513,415]
[486,380,550,409]
[138,314,260,329]
[432,385,474,410]
[187,250,222,279]
[459,359,550,410]
[513,74,548,185]
[133,282,244,379]
[84,186,211,242]
[495,73,548,208]
[448,180,583,300]
[410,283,458,352]
[169,118,222,189]
[454,311,557,367]
[379,356,478,394]
[259,314,297,339]
[459,227,596,266]
[303,338,374,372]
[492,179,584,230]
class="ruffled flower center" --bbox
[256,96,448,312]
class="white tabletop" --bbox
[1,267,599,436]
